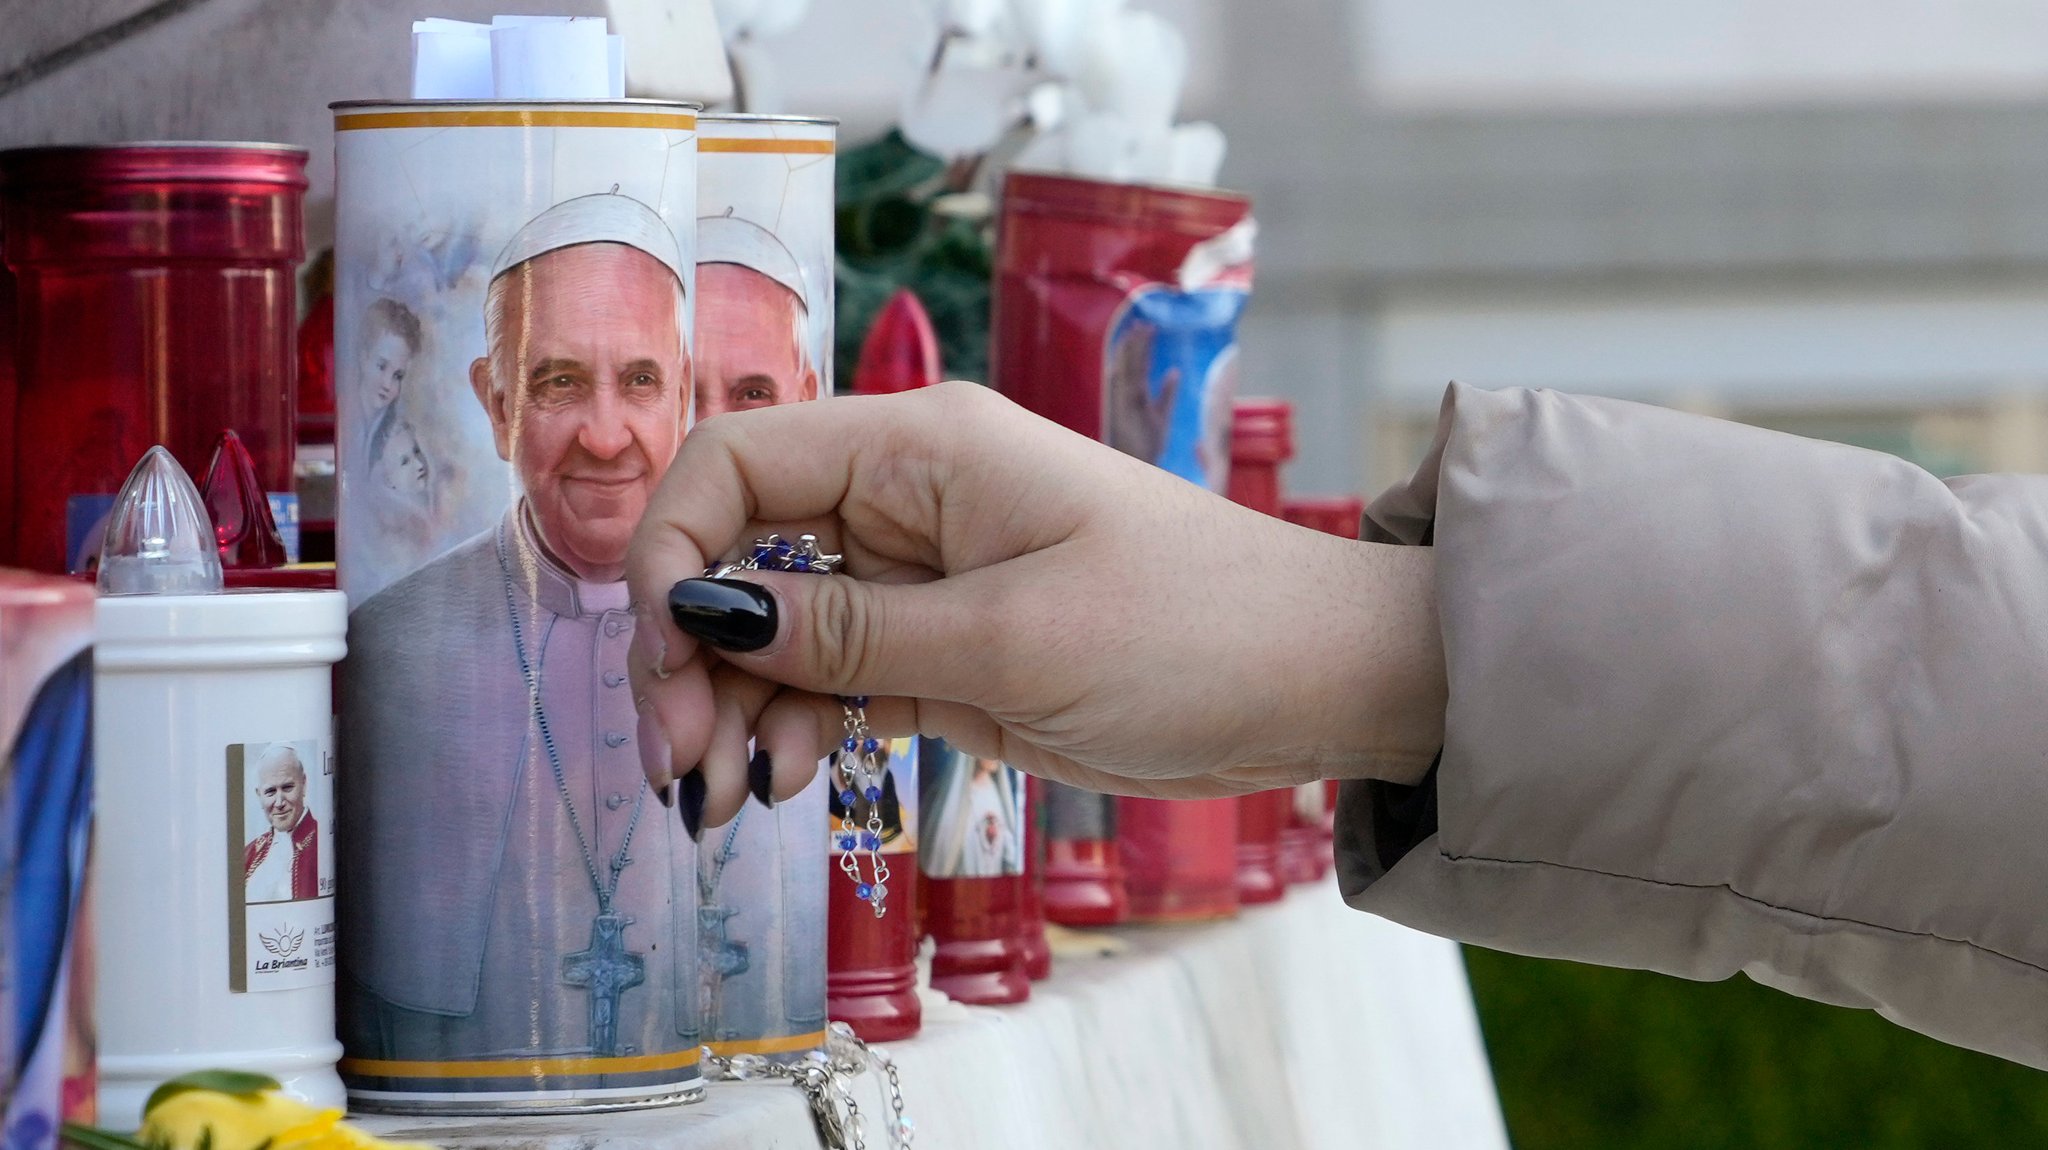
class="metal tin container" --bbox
[329,99,704,1114]
[692,113,837,1063]
[0,143,307,576]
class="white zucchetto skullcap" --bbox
[698,213,808,312]
[491,192,687,286]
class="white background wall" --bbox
[1356,0,2048,109]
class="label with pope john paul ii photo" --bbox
[226,738,337,993]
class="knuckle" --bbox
[805,577,879,691]
[929,378,998,422]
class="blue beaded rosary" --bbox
[711,534,893,918]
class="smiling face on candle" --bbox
[255,751,308,832]
[472,242,691,583]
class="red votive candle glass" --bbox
[0,143,307,575]
[826,735,923,1042]
[919,739,1031,1005]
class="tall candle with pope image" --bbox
[330,100,704,1114]
[690,113,837,1062]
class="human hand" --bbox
[626,382,1444,833]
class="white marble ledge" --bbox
[359,878,1509,1150]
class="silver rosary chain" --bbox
[711,533,893,916]
[700,1023,914,1150]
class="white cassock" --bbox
[246,827,297,903]
[339,505,700,1076]
[924,750,1025,879]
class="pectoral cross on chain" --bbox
[562,912,645,1057]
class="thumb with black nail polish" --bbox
[669,578,777,653]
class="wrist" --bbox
[1294,539,1446,786]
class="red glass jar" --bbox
[827,733,923,1043]
[920,741,1031,1005]
[1040,781,1129,926]
[0,143,306,575]
[1119,796,1238,922]
[926,874,1030,1004]
[826,859,922,1043]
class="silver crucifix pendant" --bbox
[562,912,646,1057]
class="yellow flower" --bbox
[137,1088,436,1150]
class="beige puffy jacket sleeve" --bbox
[1339,382,2048,1069]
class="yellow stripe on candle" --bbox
[339,1047,702,1078]
[698,138,835,155]
[335,110,697,132]
[702,1029,829,1057]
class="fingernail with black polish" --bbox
[668,578,777,653]
[749,748,776,809]
[655,782,673,809]
[678,769,706,841]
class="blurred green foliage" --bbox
[1464,947,2048,1149]
[834,131,994,388]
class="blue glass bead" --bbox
[849,695,870,708]
[792,556,812,571]
[838,835,857,851]
[842,736,858,753]
[840,790,858,807]
[864,786,882,803]
[860,832,881,851]
[855,883,874,901]
[862,737,880,754]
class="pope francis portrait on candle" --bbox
[339,192,703,1084]
[688,213,830,1047]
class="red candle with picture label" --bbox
[0,143,306,575]
[920,740,1031,1005]
[1283,495,1367,870]
[826,735,923,1043]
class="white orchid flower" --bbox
[900,63,1037,159]
[711,0,761,39]
[1167,120,1226,187]
[1011,0,1122,76]
[1074,9,1186,130]
[1064,110,1172,182]
[1009,123,1070,174]
[1026,80,1070,131]
[713,0,808,41]
[939,0,1015,39]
